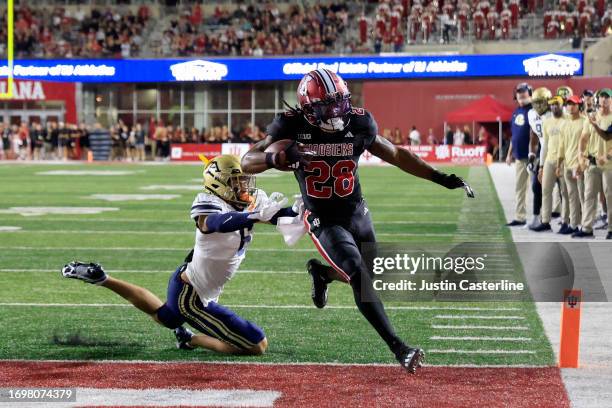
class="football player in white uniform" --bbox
[527,87,552,229]
[62,155,298,355]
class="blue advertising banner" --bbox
[0,53,583,83]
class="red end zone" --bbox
[0,361,568,407]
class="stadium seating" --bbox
[1,0,609,59]
[1,4,151,58]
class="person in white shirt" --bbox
[453,126,465,146]
[409,126,421,145]
[62,155,300,355]
[526,87,552,228]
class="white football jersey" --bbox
[528,110,551,162]
[185,191,263,305]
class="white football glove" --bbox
[247,189,268,213]
[291,194,305,220]
[247,192,288,222]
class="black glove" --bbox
[277,142,314,170]
[431,171,475,198]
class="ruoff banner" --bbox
[359,145,487,165]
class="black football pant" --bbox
[304,200,404,354]
[532,170,542,216]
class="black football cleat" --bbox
[506,220,526,227]
[174,326,195,350]
[395,345,425,374]
[557,223,573,234]
[307,259,330,309]
[606,232,612,240]
[61,261,107,285]
[572,229,594,238]
[529,222,551,232]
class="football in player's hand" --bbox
[265,139,314,171]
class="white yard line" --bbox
[435,315,526,320]
[431,325,529,331]
[430,336,532,342]
[0,302,521,312]
[0,246,316,252]
[0,358,550,368]
[428,349,536,354]
[0,268,304,274]
[0,217,458,226]
[0,230,454,237]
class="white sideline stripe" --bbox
[0,358,551,368]
[46,387,280,408]
[435,315,526,320]
[431,325,529,331]
[1,230,453,237]
[0,302,522,312]
[430,336,532,342]
[428,349,536,354]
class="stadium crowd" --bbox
[155,2,354,57]
[2,0,609,59]
[0,119,269,161]
[0,4,151,58]
[366,0,610,45]
[0,118,490,162]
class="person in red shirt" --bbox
[501,6,512,39]
[359,14,369,44]
[487,10,499,39]
[509,0,520,27]
[474,9,486,40]
[421,10,433,43]
[546,19,560,38]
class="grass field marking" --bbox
[430,336,532,342]
[0,229,455,237]
[428,349,536,354]
[0,358,551,368]
[0,246,319,252]
[0,302,523,312]
[0,0,14,99]
[0,268,305,274]
[0,218,458,225]
[431,325,530,330]
[435,315,526,320]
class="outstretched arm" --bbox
[368,135,474,197]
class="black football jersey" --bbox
[266,107,378,217]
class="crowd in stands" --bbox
[0,118,267,161]
[364,0,610,46]
[1,1,610,59]
[156,2,354,57]
[2,118,497,162]
[543,0,611,38]
[0,4,150,58]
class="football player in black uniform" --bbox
[241,68,474,373]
